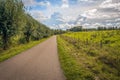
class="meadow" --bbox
[57,30,120,80]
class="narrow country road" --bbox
[0,36,65,80]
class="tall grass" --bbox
[58,30,120,80]
[58,36,96,80]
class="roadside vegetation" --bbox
[0,0,53,61]
[58,36,95,80]
[0,38,48,62]
[57,30,120,80]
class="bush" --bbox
[87,50,97,56]
[19,37,27,44]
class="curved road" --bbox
[0,36,65,80]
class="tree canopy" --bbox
[0,0,52,50]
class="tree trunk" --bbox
[26,34,30,43]
[2,31,8,50]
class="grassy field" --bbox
[57,30,120,80]
[0,38,48,62]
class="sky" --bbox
[22,0,120,29]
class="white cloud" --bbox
[82,9,98,18]
[30,10,49,21]
[79,0,120,21]
[106,23,113,26]
[115,18,120,21]
[38,1,51,7]
[22,0,51,7]
[61,4,69,8]
[116,23,120,26]
[78,0,88,1]
[78,0,94,2]
[83,23,105,28]
[93,23,103,26]
[22,0,37,6]
[101,0,112,5]
[58,23,76,29]
[40,4,82,22]
[82,8,114,19]
[87,9,97,15]
[106,20,113,22]
[83,23,90,26]
[61,0,69,8]
[61,16,76,23]
[99,0,120,10]
[83,23,92,28]
[23,0,120,29]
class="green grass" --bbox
[64,30,120,47]
[57,30,120,80]
[57,36,96,80]
[0,38,48,62]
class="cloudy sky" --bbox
[23,0,120,29]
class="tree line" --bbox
[67,26,120,32]
[0,0,52,50]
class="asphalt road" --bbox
[0,36,65,80]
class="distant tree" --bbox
[53,29,66,35]
[97,26,120,31]
[67,26,83,32]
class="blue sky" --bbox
[23,0,120,29]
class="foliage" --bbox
[53,29,66,35]
[57,36,95,80]
[97,26,120,30]
[0,0,52,50]
[0,0,24,49]
[58,30,120,80]
[67,26,83,32]
[67,26,120,32]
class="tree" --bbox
[23,14,34,43]
[0,0,52,49]
[67,26,83,32]
[0,0,24,49]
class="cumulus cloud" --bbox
[22,0,35,6]
[22,0,120,29]
[78,0,96,3]
[61,0,69,8]
[38,1,51,7]
[115,18,120,21]
[77,0,120,29]
[22,0,51,7]
[99,0,120,10]
[30,10,50,22]
[82,9,98,18]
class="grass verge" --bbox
[58,32,120,80]
[57,36,95,80]
[0,38,48,62]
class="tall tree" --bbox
[0,0,24,49]
[23,14,34,43]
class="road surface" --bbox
[0,36,65,80]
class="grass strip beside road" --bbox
[57,36,94,80]
[0,38,48,62]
